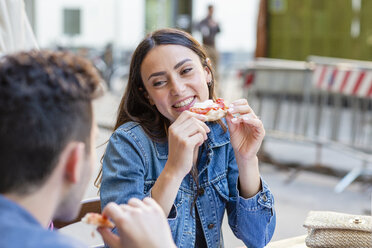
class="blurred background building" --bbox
[24,0,258,62]
[22,0,261,92]
[22,0,372,72]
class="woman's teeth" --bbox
[174,97,194,108]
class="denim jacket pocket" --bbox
[173,189,185,208]
[211,175,229,205]
[144,180,156,195]
[168,189,185,221]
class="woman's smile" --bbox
[172,96,196,112]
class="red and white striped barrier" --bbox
[312,65,372,97]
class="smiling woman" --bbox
[96,28,276,248]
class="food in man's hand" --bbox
[81,213,114,228]
[189,98,228,121]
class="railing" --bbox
[239,56,372,192]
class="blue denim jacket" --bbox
[100,121,276,248]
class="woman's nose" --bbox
[170,79,186,96]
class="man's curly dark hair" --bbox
[0,50,103,194]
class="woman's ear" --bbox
[204,66,212,85]
[148,96,155,106]
[143,91,155,105]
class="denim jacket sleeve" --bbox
[100,127,149,208]
[225,146,276,248]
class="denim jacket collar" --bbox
[154,120,230,160]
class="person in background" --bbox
[102,43,114,90]
[97,28,275,248]
[196,4,221,80]
[0,50,175,248]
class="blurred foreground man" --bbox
[0,50,175,248]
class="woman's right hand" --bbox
[166,111,210,179]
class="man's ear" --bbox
[63,142,85,183]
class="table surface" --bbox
[265,235,308,248]
[237,235,308,248]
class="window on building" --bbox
[63,8,81,36]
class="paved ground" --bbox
[70,76,371,247]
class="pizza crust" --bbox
[205,108,228,121]
[81,213,115,228]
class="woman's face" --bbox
[140,44,211,123]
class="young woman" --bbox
[97,28,275,248]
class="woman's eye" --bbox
[181,68,192,75]
[153,81,166,87]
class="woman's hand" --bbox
[226,99,265,162]
[166,111,210,179]
[151,111,209,217]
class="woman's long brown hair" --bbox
[95,28,226,188]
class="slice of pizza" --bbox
[189,98,229,121]
[81,213,115,229]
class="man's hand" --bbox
[97,198,176,248]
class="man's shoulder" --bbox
[0,223,86,248]
[200,17,208,22]
[0,198,86,248]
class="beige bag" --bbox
[303,211,372,248]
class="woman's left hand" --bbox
[226,99,265,162]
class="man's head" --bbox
[208,5,214,17]
[0,50,102,202]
